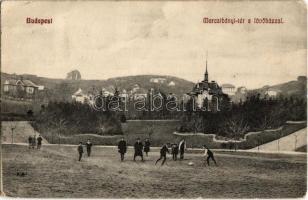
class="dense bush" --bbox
[33,101,123,141]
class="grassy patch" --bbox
[2,145,306,198]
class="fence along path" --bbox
[251,128,307,152]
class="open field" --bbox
[2,144,306,198]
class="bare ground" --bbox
[2,144,307,198]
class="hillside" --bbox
[1,72,306,102]
[250,77,307,99]
[1,73,195,101]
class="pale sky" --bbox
[1,0,307,89]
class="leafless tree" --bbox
[224,117,249,151]
[257,115,274,151]
[51,117,67,145]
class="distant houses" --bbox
[264,88,281,98]
[237,86,247,94]
[72,88,89,104]
[149,77,176,87]
[3,78,44,100]
[72,87,116,104]
[168,81,176,87]
[221,83,236,96]
[150,78,166,84]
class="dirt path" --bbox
[251,128,307,151]
[1,121,48,144]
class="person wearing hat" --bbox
[37,135,43,149]
[144,138,151,156]
[171,143,179,161]
[28,136,33,149]
[77,142,84,161]
[118,137,127,161]
[86,139,93,157]
[134,138,144,161]
[178,139,186,160]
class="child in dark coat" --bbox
[78,142,84,161]
[144,139,151,156]
[118,137,127,161]
[171,143,179,161]
[134,138,144,161]
[155,144,170,166]
[86,139,93,157]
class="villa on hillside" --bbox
[222,83,236,96]
[72,88,89,104]
[168,81,176,87]
[265,88,281,98]
[150,77,167,84]
[3,78,44,100]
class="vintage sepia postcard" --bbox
[0,0,307,198]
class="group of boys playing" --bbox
[117,137,217,167]
[77,137,217,167]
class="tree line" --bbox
[178,94,307,139]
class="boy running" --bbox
[155,144,169,166]
[203,145,217,166]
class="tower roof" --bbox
[204,54,209,82]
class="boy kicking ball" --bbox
[203,145,217,166]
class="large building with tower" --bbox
[188,60,229,112]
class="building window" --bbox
[26,87,34,94]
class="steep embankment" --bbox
[1,121,48,144]
[251,128,307,152]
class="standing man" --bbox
[134,138,144,161]
[28,136,33,149]
[155,144,169,166]
[77,142,84,161]
[144,138,151,156]
[178,139,186,160]
[32,135,36,149]
[171,143,179,161]
[86,139,93,157]
[118,137,127,161]
[37,135,43,149]
[204,145,217,166]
